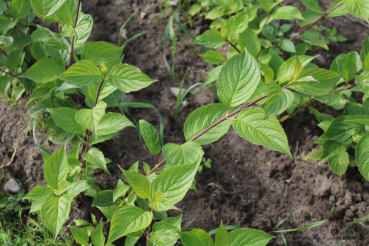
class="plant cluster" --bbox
[1,0,369,245]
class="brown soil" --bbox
[1,0,369,245]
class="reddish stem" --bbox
[290,2,344,41]
[68,0,82,68]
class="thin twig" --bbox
[227,39,241,53]
[4,0,22,36]
[81,79,105,169]
[279,83,358,123]
[68,0,82,68]
[289,2,344,41]
[0,48,7,57]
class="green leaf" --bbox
[47,108,85,135]
[229,228,275,246]
[215,222,230,246]
[44,145,68,190]
[113,180,130,202]
[91,219,105,246]
[344,115,369,125]
[232,108,292,158]
[328,0,349,17]
[289,69,341,96]
[272,6,304,20]
[280,39,296,53]
[199,50,225,65]
[87,81,117,102]
[361,35,369,61]
[20,58,64,83]
[75,101,106,136]
[217,49,260,107]
[320,140,346,160]
[320,116,365,145]
[0,17,17,35]
[149,191,178,212]
[41,195,71,238]
[181,229,214,246]
[301,9,321,26]
[261,64,274,84]
[239,29,260,59]
[24,185,54,200]
[204,65,223,86]
[162,141,204,167]
[301,0,322,13]
[66,180,91,199]
[54,0,78,26]
[106,64,157,93]
[300,30,328,50]
[10,0,32,19]
[356,133,369,181]
[150,221,181,246]
[107,206,153,245]
[150,161,198,204]
[81,41,123,64]
[97,112,134,136]
[189,3,201,16]
[343,0,369,21]
[264,83,295,118]
[193,30,226,49]
[73,14,93,47]
[6,49,24,71]
[92,190,119,207]
[31,0,66,19]
[328,151,350,176]
[330,54,357,82]
[61,59,103,86]
[83,147,110,175]
[0,76,11,93]
[98,206,122,221]
[70,226,89,245]
[184,104,232,145]
[226,10,248,38]
[123,170,151,199]
[139,120,161,156]
[356,75,369,96]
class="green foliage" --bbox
[3,0,369,244]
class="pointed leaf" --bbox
[81,41,123,64]
[83,147,110,174]
[264,83,295,118]
[106,64,157,93]
[41,195,71,238]
[20,58,64,83]
[289,69,341,96]
[150,161,198,204]
[232,108,292,158]
[181,229,214,246]
[356,133,369,181]
[107,206,153,245]
[123,170,150,199]
[162,141,204,167]
[61,59,103,86]
[48,108,85,135]
[193,30,226,49]
[91,219,105,246]
[139,120,161,155]
[44,145,69,190]
[97,112,134,136]
[217,49,260,107]
[229,228,275,246]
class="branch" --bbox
[146,93,269,176]
[227,39,241,53]
[68,0,82,68]
[81,79,105,169]
[4,0,22,36]
[279,83,358,123]
[289,2,344,41]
